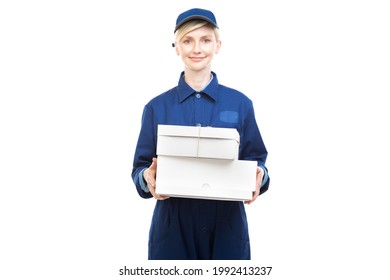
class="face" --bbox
[175,26,221,73]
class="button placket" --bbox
[194,92,202,127]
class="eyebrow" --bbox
[181,35,213,40]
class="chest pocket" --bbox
[219,111,239,124]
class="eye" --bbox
[182,38,192,45]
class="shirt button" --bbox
[196,93,201,99]
[202,227,208,233]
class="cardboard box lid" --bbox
[158,125,240,142]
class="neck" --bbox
[184,69,212,91]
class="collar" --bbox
[177,71,219,103]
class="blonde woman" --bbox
[132,8,270,260]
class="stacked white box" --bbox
[157,124,240,160]
[155,125,257,201]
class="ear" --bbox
[175,43,180,56]
[215,40,222,54]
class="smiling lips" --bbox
[189,57,205,62]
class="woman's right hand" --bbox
[143,157,169,200]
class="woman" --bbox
[132,8,270,260]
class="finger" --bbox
[245,185,260,204]
[256,169,264,186]
[256,176,263,189]
[147,177,169,200]
[150,186,169,200]
[156,195,170,200]
[144,167,156,187]
[147,175,156,188]
[150,157,158,170]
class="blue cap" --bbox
[174,8,218,33]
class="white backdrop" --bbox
[1,0,389,279]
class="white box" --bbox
[156,156,257,201]
[157,124,239,160]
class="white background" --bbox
[1,0,389,279]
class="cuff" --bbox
[258,166,269,187]
[138,168,150,193]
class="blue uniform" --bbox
[132,72,269,260]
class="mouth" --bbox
[189,57,205,62]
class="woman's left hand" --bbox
[244,167,264,204]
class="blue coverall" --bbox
[132,72,269,260]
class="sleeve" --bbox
[258,166,270,195]
[131,105,156,199]
[239,100,270,195]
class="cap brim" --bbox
[174,15,218,33]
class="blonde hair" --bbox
[174,20,220,45]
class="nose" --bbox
[193,41,201,53]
